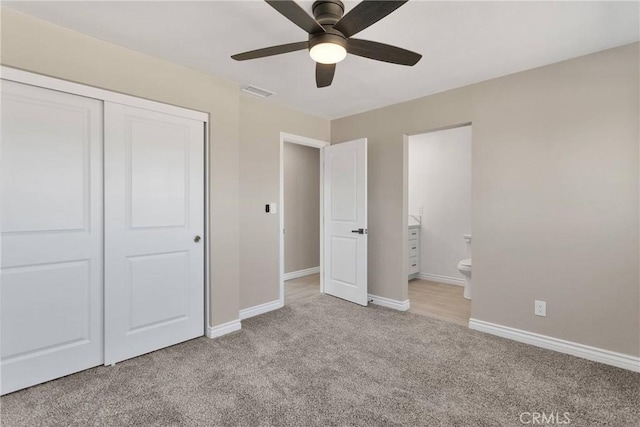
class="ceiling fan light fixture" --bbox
[309,31,348,65]
[309,42,347,64]
[231,0,421,88]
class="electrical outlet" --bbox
[417,205,423,215]
[534,300,546,317]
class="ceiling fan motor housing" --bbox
[312,0,345,26]
[309,27,348,52]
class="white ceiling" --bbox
[5,1,639,119]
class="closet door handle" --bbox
[194,235,201,243]
[351,229,367,234]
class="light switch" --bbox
[266,202,276,214]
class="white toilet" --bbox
[458,234,472,299]
[458,259,472,299]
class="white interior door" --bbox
[104,102,205,365]
[323,138,368,305]
[0,81,104,394]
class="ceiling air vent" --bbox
[241,85,276,98]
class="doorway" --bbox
[406,124,472,326]
[279,133,329,305]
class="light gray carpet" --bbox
[1,295,638,426]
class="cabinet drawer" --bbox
[409,228,419,240]
[409,256,419,274]
[409,243,418,258]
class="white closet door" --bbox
[104,102,205,365]
[0,81,104,395]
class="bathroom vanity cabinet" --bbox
[409,225,420,279]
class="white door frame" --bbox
[0,66,212,336]
[279,132,330,306]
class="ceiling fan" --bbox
[231,0,422,88]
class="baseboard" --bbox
[368,294,410,312]
[468,318,640,372]
[284,266,320,281]
[206,319,241,339]
[418,272,465,287]
[239,299,283,320]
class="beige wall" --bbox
[333,43,640,356]
[239,96,329,309]
[284,143,320,274]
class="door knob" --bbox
[351,229,367,235]
[194,235,201,242]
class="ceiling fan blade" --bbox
[316,63,336,88]
[265,0,325,34]
[231,41,309,61]
[333,1,408,38]
[347,39,421,66]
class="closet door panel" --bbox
[129,119,188,228]
[0,81,104,395]
[104,102,204,365]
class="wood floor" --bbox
[408,279,471,326]
[285,274,471,327]
[285,273,321,305]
